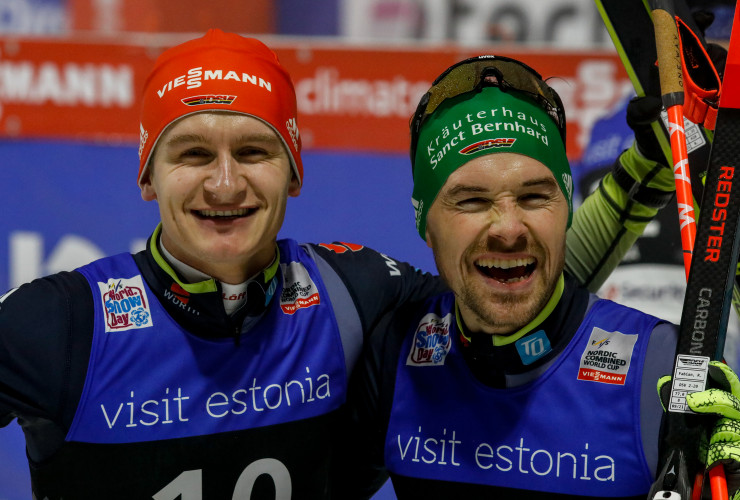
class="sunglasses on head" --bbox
[410,55,566,168]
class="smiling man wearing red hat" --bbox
[0,29,444,499]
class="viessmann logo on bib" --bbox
[97,276,153,332]
[577,328,637,385]
[279,262,320,314]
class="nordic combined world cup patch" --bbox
[406,312,453,366]
[279,261,320,315]
[577,328,638,385]
[97,276,153,332]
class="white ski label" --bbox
[660,110,707,153]
[668,355,710,413]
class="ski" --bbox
[596,0,740,496]
[648,5,740,498]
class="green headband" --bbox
[411,86,572,241]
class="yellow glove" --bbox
[659,361,740,498]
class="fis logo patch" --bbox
[279,262,320,314]
[97,276,153,332]
[181,94,237,106]
[459,138,516,155]
[407,313,452,366]
[577,327,638,385]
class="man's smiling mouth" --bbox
[194,208,255,219]
[476,257,536,283]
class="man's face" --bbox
[425,153,569,335]
[140,112,300,284]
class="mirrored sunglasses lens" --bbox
[425,59,557,118]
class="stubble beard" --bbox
[458,279,552,334]
[448,242,566,335]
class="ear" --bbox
[288,175,301,198]
[140,171,157,201]
[425,226,433,249]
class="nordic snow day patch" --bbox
[406,312,453,366]
[181,94,237,106]
[97,276,153,332]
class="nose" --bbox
[203,154,246,204]
[487,205,527,246]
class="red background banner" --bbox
[0,36,630,160]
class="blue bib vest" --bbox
[385,293,660,497]
[32,239,348,499]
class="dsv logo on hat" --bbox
[459,138,516,155]
[181,94,237,106]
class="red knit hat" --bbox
[137,29,302,186]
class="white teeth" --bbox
[476,257,535,269]
[199,208,249,217]
[504,276,527,283]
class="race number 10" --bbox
[153,458,291,500]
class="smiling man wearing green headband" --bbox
[335,56,693,499]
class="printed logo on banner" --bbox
[181,94,237,106]
[97,277,153,332]
[407,312,453,366]
[279,262,320,314]
[577,327,638,385]
[460,138,516,155]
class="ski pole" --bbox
[650,0,696,279]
